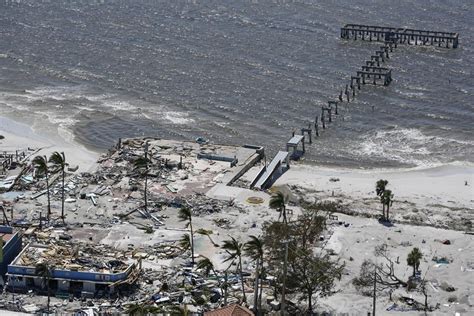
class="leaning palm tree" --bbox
[407,247,423,277]
[49,152,67,224]
[269,191,288,224]
[197,257,222,286]
[244,235,265,315]
[35,262,53,313]
[32,156,51,221]
[196,228,219,247]
[179,233,191,252]
[133,156,151,213]
[222,236,246,303]
[380,189,394,221]
[178,207,195,264]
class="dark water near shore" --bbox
[0,0,473,168]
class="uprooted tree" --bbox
[352,244,407,299]
[353,242,437,313]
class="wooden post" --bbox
[321,108,326,129]
[372,268,377,316]
[280,241,289,316]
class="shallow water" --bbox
[0,0,473,168]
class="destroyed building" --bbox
[6,242,140,298]
[0,225,22,277]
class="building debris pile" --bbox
[15,242,130,274]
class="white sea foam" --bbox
[25,85,87,101]
[163,111,194,125]
[102,100,136,112]
[354,128,467,167]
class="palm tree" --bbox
[222,236,247,303]
[375,179,388,196]
[49,152,67,224]
[376,179,388,219]
[380,189,394,221]
[196,228,219,247]
[179,233,191,252]
[32,156,51,221]
[407,247,423,277]
[245,235,265,315]
[269,191,288,224]
[197,257,222,287]
[133,155,151,213]
[35,262,53,313]
[178,207,194,264]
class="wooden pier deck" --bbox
[341,24,459,48]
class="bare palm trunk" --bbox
[46,175,51,221]
[239,257,247,303]
[224,271,228,306]
[386,203,390,221]
[144,171,148,213]
[282,206,287,224]
[381,203,385,221]
[189,220,194,265]
[253,258,260,315]
[258,261,263,315]
[61,168,65,224]
[211,268,222,288]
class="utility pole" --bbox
[372,267,377,316]
[281,240,289,315]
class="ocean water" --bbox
[0,0,473,168]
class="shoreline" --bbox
[2,113,473,209]
[0,115,99,173]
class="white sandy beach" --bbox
[0,116,99,172]
[277,163,474,207]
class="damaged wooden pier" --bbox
[341,24,459,48]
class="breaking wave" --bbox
[355,128,473,168]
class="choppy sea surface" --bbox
[0,0,473,168]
